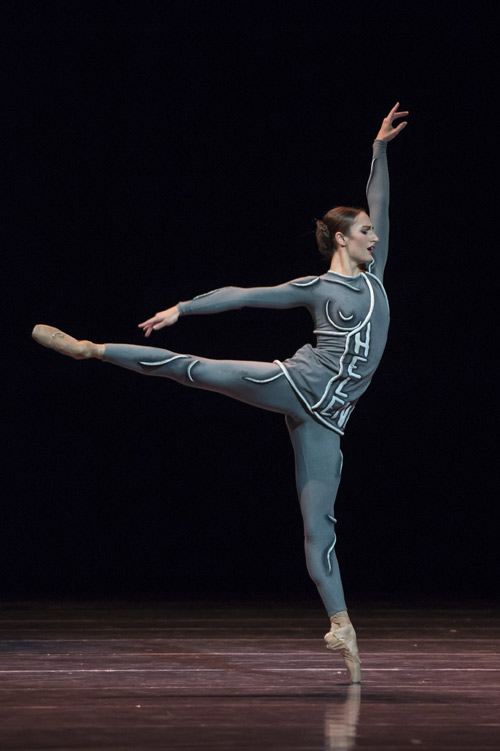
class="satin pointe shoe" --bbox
[32,325,98,359]
[324,618,361,684]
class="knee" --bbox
[304,515,338,580]
[302,511,337,546]
[138,355,200,384]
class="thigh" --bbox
[105,344,307,419]
[286,414,343,525]
[187,357,307,419]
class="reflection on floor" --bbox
[0,603,499,750]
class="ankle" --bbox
[330,610,351,628]
[81,341,105,359]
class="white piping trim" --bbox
[139,354,189,367]
[326,515,337,574]
[291,278,320,287]
[243,371,285,384]
[312,329,349,337]
[187,360,199,382]
[338,310,354,321]
[193,288,222,300]
[366,156,376,194]
[325,300,359,332]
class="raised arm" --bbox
[366,103,408,282]
[138,277,318,336]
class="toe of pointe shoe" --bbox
[32,324,58,341]
[346,657,361,684]
[32,324,86,358]
[32,325,65,349]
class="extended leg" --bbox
[103,342,305,417]
[32,327,306,417]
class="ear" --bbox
[335,231,346,248]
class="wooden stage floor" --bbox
[0,602,498,750]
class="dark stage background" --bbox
[3,1,497,604]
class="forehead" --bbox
[352,211,371,227]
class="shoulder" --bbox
[365,270,386,289]
[289,275,321,288]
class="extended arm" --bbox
[366,140,389,280]
[367,103,408,282]
[138,277,317,336]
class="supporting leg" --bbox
[286,414,361,682]
[286,414,346,614]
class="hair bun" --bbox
[316,219,331,237]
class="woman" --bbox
[33,103,408,683]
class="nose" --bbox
[371,230,379,242]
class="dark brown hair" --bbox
[315,206,365,262]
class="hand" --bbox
[138,305,180,337]
[375,102,408,142]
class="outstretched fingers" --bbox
[392,119,408,136]
[138,306,180,337]
[388,101,408,120]
[376,102,409,142]
[139,314,163,337]
[139,314,162,328]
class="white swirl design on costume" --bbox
[338,310,354,321]
[313,275,375,414]
[291,278,320,287]
[325,301,361,332]
[187,360,199,382]
[243,371,285,384]
[139,354,189,367]
[193,288,222,300]
[273,274,379,435]
[326,514,337,574]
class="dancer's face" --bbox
[342,212,379,267]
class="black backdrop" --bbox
[4,0,497,603]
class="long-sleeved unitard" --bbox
[103,140,390,616]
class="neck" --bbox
[329,249,361,277]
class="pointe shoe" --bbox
[32,325,96,359]
[324,619,361,684]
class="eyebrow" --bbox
[360,225,372,230]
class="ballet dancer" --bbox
[33,103,408,683]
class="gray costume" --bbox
[104,140,390,615]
